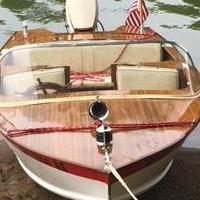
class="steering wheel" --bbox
[23,78,69,96]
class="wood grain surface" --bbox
[0,27,200,184]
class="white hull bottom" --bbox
[10,142,177,200]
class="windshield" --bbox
[0,41,199,105]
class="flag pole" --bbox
[138,0,144,34]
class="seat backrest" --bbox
[3,66,69,96]
[116,43,162,65]
[113,65,179,90]
[30,47,82,72]
[28,43,162,73]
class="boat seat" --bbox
[2,66,70,96]
[94,43,162,71]
[113,43,162,65]
[28,43,162,72]
[112,64,179,90]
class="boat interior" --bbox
[0,40,199,99]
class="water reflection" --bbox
[152,1,200,30]
[157,3,199,18]
[0,19,5,25]
[0,0,65,24]
[183,0,200,7]
[188,20,200,30]
[0,0,199,29]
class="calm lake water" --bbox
[0,0,200,147]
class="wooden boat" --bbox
[0,1,200,200]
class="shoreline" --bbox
[0,139,200,200]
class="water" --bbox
[0,0,200,148]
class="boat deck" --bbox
[1,26,163,50]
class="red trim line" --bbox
[1,131,187,185]
[112,138,184,184]
[110,118,200,183]
[1,116,199,185]
[7,121,194,138]
[3,134,110,184]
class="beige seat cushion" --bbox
[28,43,162,72]
[115,65,179,90]
[3,67,68,96]
[116,43,162,65]
[30,47,82,72]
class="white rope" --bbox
[104,151,138,200]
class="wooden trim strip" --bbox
[0,91,200,108]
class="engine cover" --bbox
[65,0,98,32]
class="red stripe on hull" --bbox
[1,131,189,185]
[112,138,184,184]
[3,133,110,184]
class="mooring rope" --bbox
[6,121,195,138]
[107,162,138,200]
[104,150,138,200]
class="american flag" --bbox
[125,0,149,27]
[125,25,140,34]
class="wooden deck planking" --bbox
[11,128,186,171]
[0,97,199,129]
[0,96,199,171]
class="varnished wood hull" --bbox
[1,27,200,200]
[1,95,199,199]
[5,133,178,200]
